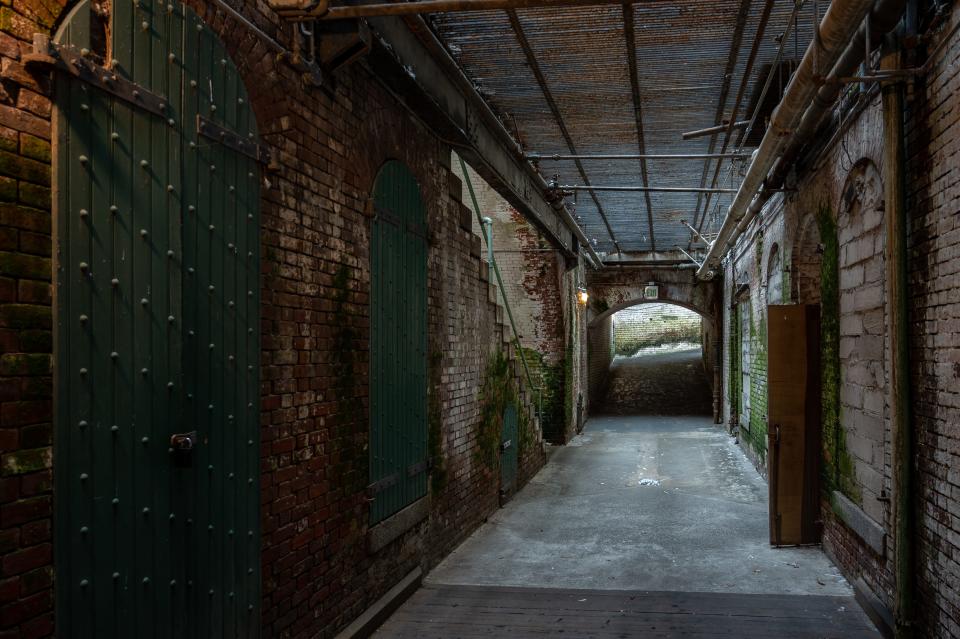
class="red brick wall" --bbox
[0,10,56,637]
[586,315,612,411]
[452,159,581,443]
[904,9,960,637]
[0,1,548,636]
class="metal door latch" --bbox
[170,431,197,467]
[171,431,197,449]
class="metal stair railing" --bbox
[458,155,542,421]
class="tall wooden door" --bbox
[369,161,428,524]
[767,305,821,546]
[53,1,262,635]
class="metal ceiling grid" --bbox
[433,1,816,257]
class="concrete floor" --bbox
[428,414,852,596]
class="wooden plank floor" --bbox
[374,584,880,638]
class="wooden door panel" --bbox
[767,305,821,546]
[54,2,261,635]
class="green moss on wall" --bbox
[816,203,859,501]
[477,351,518,469]
[728,299,740,417]
[520,347,564,442]
[745,312,768,465]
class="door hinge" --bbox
[24,34,169,118]
[197,115,271,164]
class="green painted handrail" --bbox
[458,155,542,419]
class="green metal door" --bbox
[500,404,518,496]
[369,161,428,524]
[53,1,261,636]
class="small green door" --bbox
[500,404,519,498]
[369,161,428,524]
[53,1,261,635]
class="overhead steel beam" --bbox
[528,152,751,161]
[362,15,602,266]
[622,3,656,252]
[506,9,622,254]
[279,0,652,20]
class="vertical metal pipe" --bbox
[881,44,913,639]
[482,216,494,265]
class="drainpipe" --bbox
[881,40,913,639]
[696,0,900,280]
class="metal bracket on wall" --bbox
[196,115,271,164]
[24,34,170,118]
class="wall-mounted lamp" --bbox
[577,286,589,305]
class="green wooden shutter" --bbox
[369,161,428,525]
[501,404,519,495]
[54,2,261,635]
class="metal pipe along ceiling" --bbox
[294,0,655,19]
[695,0,892,279]
[751,0,909,207]
[728,0,908,242]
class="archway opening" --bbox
[593,302,712,416]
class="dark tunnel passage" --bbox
[591,303,714,416]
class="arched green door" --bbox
[369,161,428,524]
[53,1,261,635]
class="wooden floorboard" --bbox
[373,584,880,638]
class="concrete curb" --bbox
[334,567,422,639]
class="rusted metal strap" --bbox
[406,458,431,477]
[375,207,428,240]
[367,458,432,497]
[366,473,399,497]
[197,115,271,164]
[24,37,169,118]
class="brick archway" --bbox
[586,267,720,326]
[584,267,722,423]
